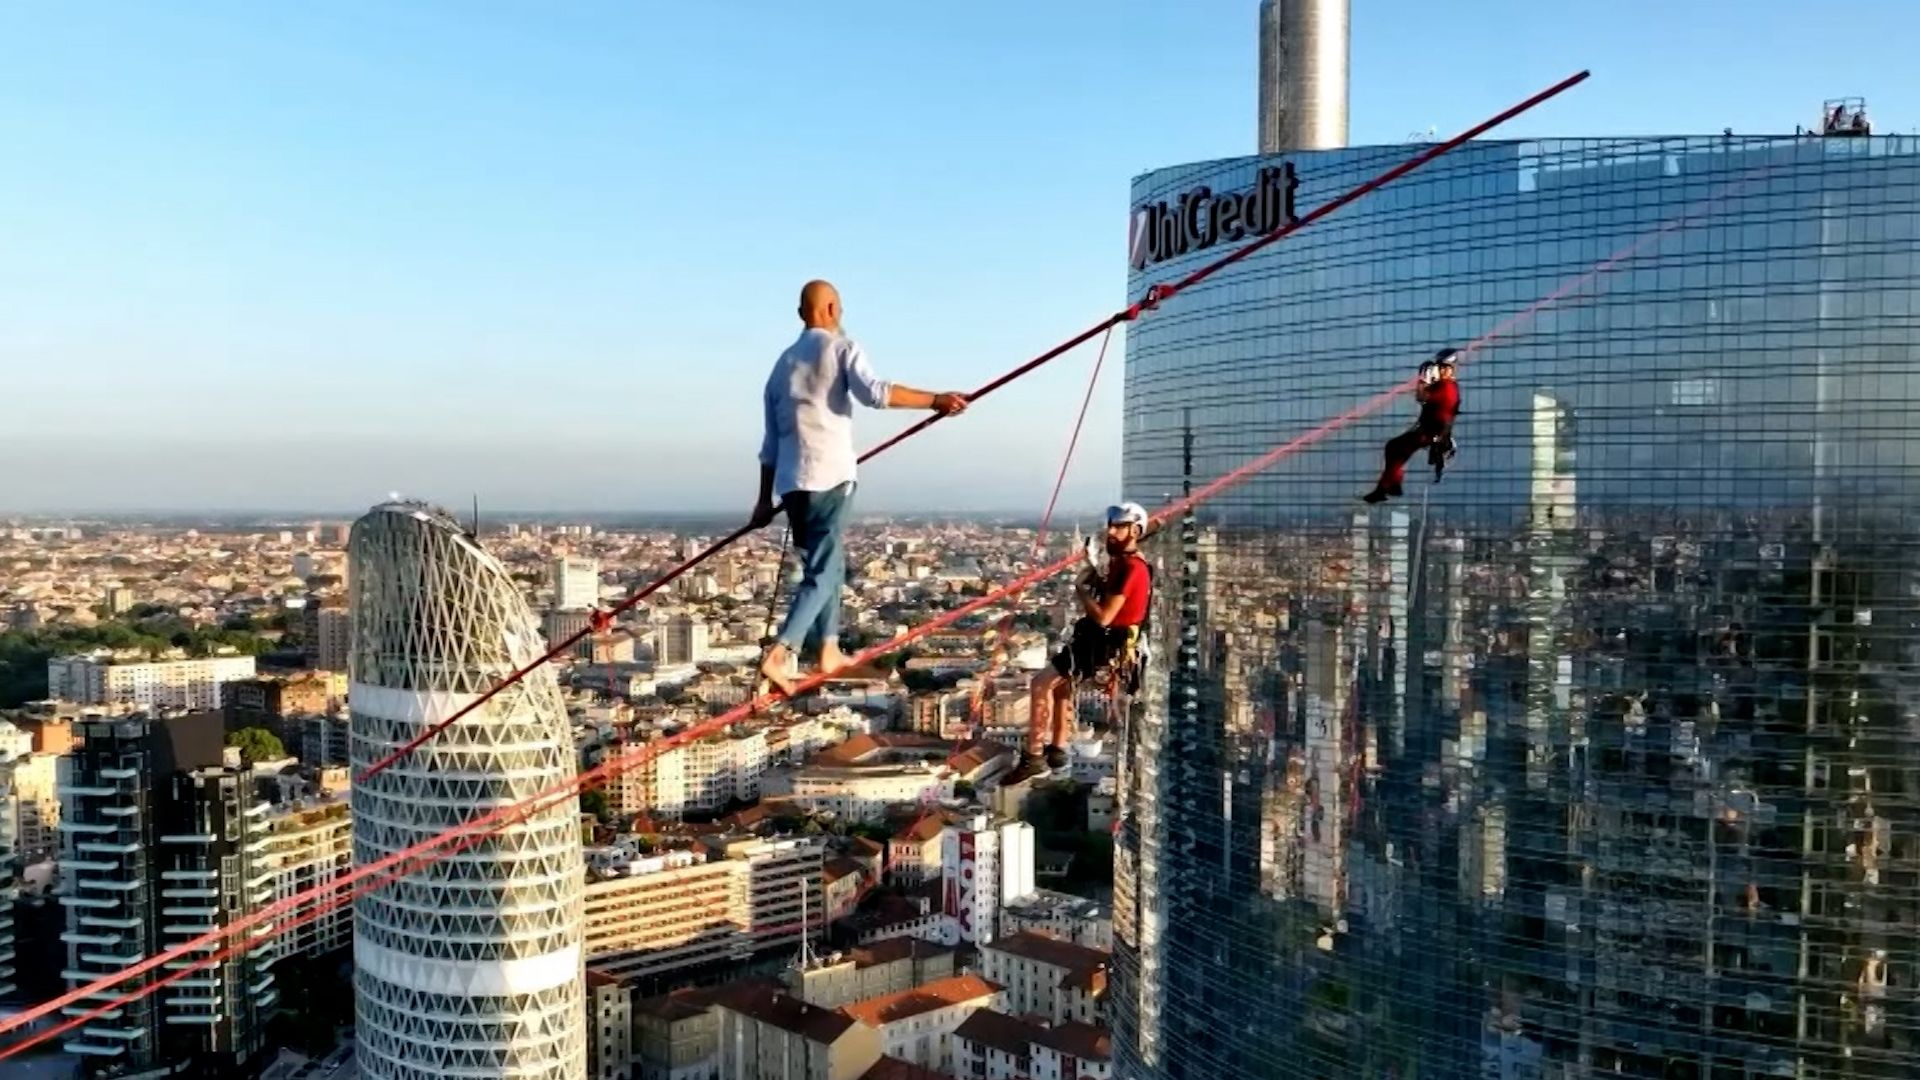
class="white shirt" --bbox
[760,327,893,498]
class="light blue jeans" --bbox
[777,481,853,657]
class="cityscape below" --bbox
[5,3,1920,1080]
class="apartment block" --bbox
[582,849,750,980]
[263,797,353,962]
[47,652,257,712]
[58,713,276,1075]
[585,968,635,1080]
[978,932,1108,1027]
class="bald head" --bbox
[799,280,840,330]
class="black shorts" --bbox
[1052,618,1134,680]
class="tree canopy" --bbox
[226,727,287,762]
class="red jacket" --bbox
[1419,380,1460,430]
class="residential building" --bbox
[554,555,601,610]
[979,932,1108,1027]
[299,712,352,768]
[952,1011,1112,1080]
[659,612,709,667]
[634,987,722,1080]
[731,836,826,953]
[0,753,18,999]
[586,968,635,1080]
[348,502,586,1078]
[303,603,351,673]
[542,608,597,660]
[57,712,276,1075]
[10,752,60,860]
[46,651,256,712]
[263,797,353,962]
[1001,890,1113,952]
[223,673,338,741]
[787,939,959,1009]
[939,815,1035,946]
[582,849,749,980]
[713,983,882,1080]
[839,974,1001,1073]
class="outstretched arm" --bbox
[845,341,968,416]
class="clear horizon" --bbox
[5,1,1917,514]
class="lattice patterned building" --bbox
[348,502,587,1079]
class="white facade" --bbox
[939,818,1037,945]
[349,502,587,1080]
[554,555,601,611]
[583,852,749,979]
[46,652,256,711]
[265,800,354,962]
[788,769,953,824]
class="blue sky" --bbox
[3,0,1915,514]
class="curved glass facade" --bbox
[1114,136,1920,1078]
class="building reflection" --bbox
[1112,134,1920,1080]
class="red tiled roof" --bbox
[986,932,1110,984]
[860,1056,947,1080]
[839,974,1000,1028]
[823,856,865,884]
[953,1008,1045,1057]
[1033,1020,1112,1062]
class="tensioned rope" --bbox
[0,70,1593,1054]
[968,323,1117,729]
[349,69,1593,786]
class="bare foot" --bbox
[759,643,799,698]
[818,642,850,677]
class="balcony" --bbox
[63,1039,130,1058]
[57,785,117,798]
[161,869,219,881]
[61,932,123,947]
[162,1014,221,1026]
[99,768,140,781]
[58,896,120,910]
[76,840,142,855]
[58,822,118,835]
[59,859,117,873]
[79,949,145,966]
[161,834,216,845]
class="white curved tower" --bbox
[348,501,586,1080]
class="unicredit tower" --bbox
[1109,2,1920,1077]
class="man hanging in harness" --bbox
[1363,347,1461,504]
[1024,501,1153,771]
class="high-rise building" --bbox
[46,652,256,711]
[303,602,351,673]
[659,611,709,667]
[56,713,276,1075]
[553,555,601,611]
[1114,127,1920,1077]
[0,754,19,1000]
[348,501,586,1079]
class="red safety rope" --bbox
[968,323,1115,729]
[351,69,1590,785]
[0,71,1595,1050]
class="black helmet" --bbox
[1431,347,1461,368]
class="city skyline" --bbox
[6,1,1920,513]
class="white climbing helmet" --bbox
[1106,501,1150,536]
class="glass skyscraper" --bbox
[1113,135,1920,1078]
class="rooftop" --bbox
[714,983,857,1044]
[840,973,1000,1028]
[986,931,1110,989]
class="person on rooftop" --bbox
[751,279,969,695]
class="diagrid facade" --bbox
[349,502,587,1080]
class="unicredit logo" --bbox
[1130,163,1300,270]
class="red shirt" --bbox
[1104,553,1152,628]
[1421,380,1460,427]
